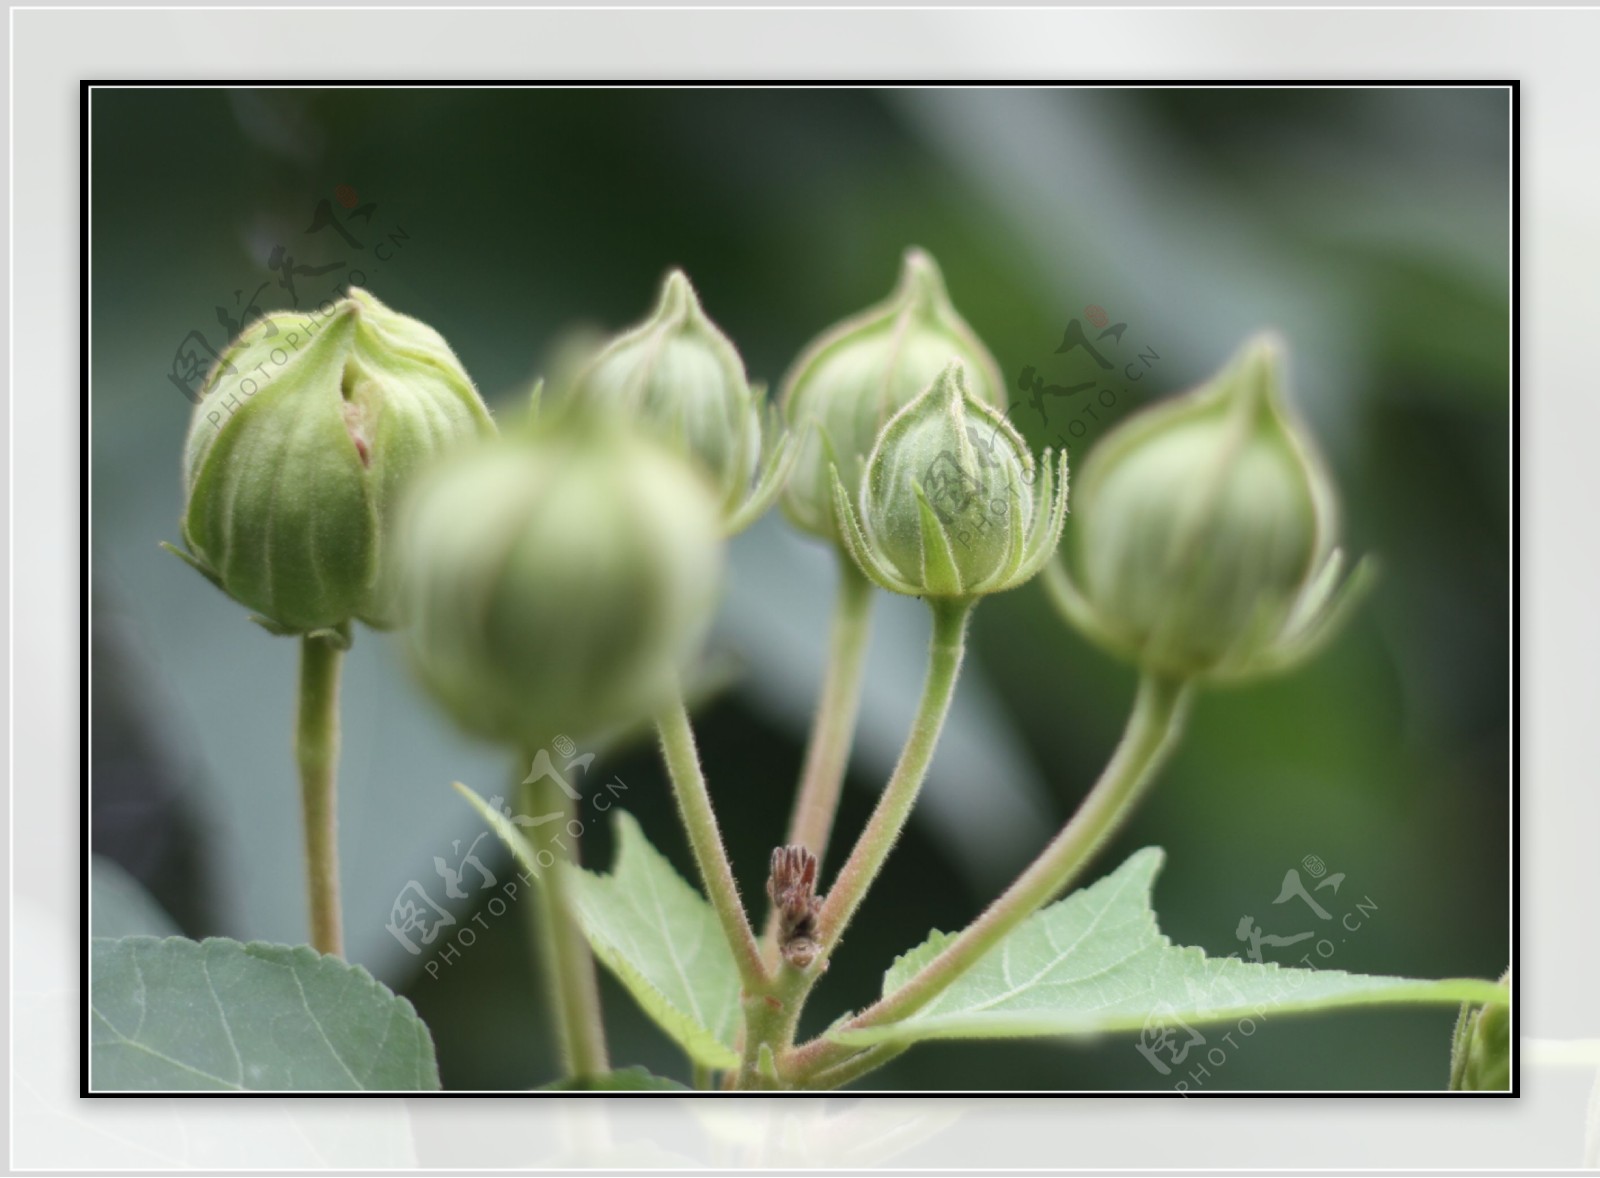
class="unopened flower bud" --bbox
[832,361,1066,600]
[781,248,1005,544]
[399,421,724,750]
[1046,334,1371,682]
[1450,969,1511,1091]
[168,289,494,636]
[568,270,790,534]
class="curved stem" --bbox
[804,1041,907,1090]
[739,598,972,1086]
[657,691,769,996]
[761,561,875,962]
[785,562,876,862]
[814,597,973,952]
[789,671,1192,1083]
[294,634,344,957]
[521,770,610,1079]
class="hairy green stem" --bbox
[784,562,876,863]
[657,691,769,996]
[789,671,1192,1084]
[738,992,788,1088]
[520,771,609,1079]
[815,597,974,952]
[294,634,344,957]
[762,561,875,963]
[805,1042,907,1091]
[738,598,972,1086]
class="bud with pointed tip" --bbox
[781,249,1005,545]
[1045,334,1372,682]
[168,288,494,636]
[832,361,1067,600]
[1450,969,1511,1091]
[568,269,792,534]
[399,419,725,751]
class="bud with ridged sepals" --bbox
[1450,969,1511,1091]
[1044,334,1373,682]
[831,361,1067,601]
[398,419,725,751]
[567,269,792,535]
[781,248,1005,545]
[166,288,495,638]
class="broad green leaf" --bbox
[832,848,1510,1048]
[542,1065,692,1091]
[455,782,741,1069]
[91,936,441,1091]
[565,811,742,1070]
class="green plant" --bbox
[93,256,1509,1093]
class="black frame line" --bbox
[78,77,1521,1100]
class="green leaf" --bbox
[90,936,441,1091]
[453,780,547,879]
[541,1065,692,1091]
[565,812,742,1070]
[832,849,1510,1048]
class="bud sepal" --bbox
[831,361,1067,601]
[1449,968,1512,1091]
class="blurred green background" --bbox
[88,86,1511,1092]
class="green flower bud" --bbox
[568,270,792,534]
[399,421,724,750]
[1450,969,1511,1090]
[832,361,1067,600]
[1045,334,1372,682]
[167,288,494,636]
[781,248,1005,544]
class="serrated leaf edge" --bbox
[89,935,441,1091]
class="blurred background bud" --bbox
[565,269,789,533]
[399,419,725,751]
[781,248,1005,545]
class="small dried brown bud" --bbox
[767,845,824,971]
[783,936,820,971]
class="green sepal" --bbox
[912,480,964,598]
[159,540,224,593]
